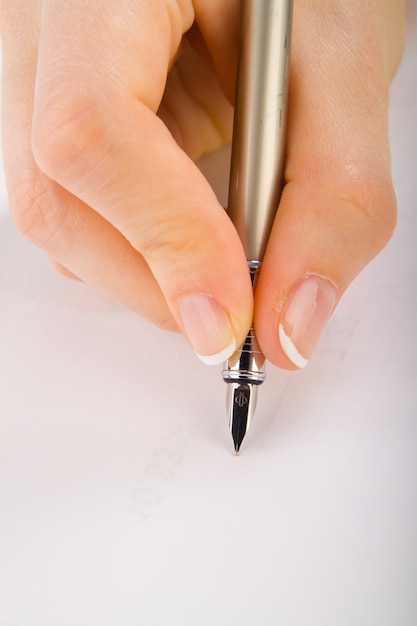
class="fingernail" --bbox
[177,294,236,366]
[279,275,337,368]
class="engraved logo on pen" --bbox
[235,390,248,407]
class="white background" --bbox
[1,11,416,626]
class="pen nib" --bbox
[227,382,258,454]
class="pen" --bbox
[222,0,293,453]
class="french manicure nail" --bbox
[279,275,337,368]
[177,294,236,366]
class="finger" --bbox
[0,3,175,329]
[158,34,234,161]
[49,259,81,281]
[30,0,253,363]
[192,0,241,103]
[255,0,404,370]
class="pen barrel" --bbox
[228,0,293,261]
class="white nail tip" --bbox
[196,340,237,366]
[279,324,309,369]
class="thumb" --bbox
[255,2,402,369]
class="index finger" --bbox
[31,0,253,364]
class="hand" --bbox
[0,1,405,369]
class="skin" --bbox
[0,0,406,369]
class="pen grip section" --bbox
[222,260,266,385]
[222,327,266,385]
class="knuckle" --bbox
[338,160,397,249]
[32,82,104,182]
[8,170,65,252]
[9,171,52,244]
[138,214,208,273]
[308,156,398,253]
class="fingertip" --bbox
[176,288,252,366]
[176,293,237,365]
[256,274,338,371]
[278,323,309,369]
[275,274,337,368]
[255,149,395,371]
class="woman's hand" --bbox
[0,0,405,368]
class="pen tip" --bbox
[227,382,258,455]
[231,406,248,454]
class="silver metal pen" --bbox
[222,0,293,453]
